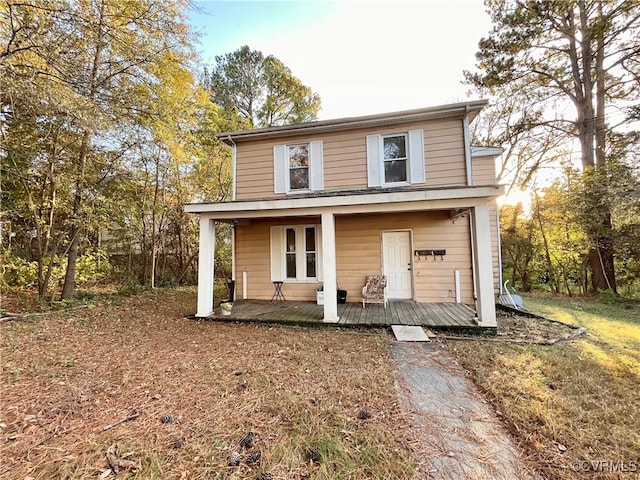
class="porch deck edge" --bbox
[185,299,493,332]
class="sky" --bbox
[188,1,493,121]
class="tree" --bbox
[209,45,321,128]
[500,203,540,292]
[466,0,640,293]
[1,0,199,298]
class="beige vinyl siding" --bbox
[235,140,277,200]
[423,121,467,187]
[235,211,475,304]
[234,118,466,200]
[335,212,474,304]
[472,155,497,185]
[235,217,323,301]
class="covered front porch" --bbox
[207,299,479,329]
[186,186,501,328]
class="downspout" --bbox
[227,135,237,201]
[228,135,237,288]
[463,107,473,186]
[496,203,504,295]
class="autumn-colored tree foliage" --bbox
[1,3,322,300]
[467,0,640,294]
[0,0,227,299]
[500,159,640,296]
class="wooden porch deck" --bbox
[210,300,479,329]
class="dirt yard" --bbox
[1,288,585,479]
[1,288,418,479]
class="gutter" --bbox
[227,135,237,201]
[217,100,488,145]
[463,106,473,186]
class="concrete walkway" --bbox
[390,341,535,480]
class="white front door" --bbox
[382,231,412,300]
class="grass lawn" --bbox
[0,288,417,479]
[448,294,640,480]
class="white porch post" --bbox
[321,212,339,323]
[471,203,497,327]
[196,216,216,317]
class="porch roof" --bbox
[184,184,504,218]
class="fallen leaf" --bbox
[99,469,113,479]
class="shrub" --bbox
[1,253,38,288]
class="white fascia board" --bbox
[218,100,489,145]
[471,146,504,157]
[185,185,505,220]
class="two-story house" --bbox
[185,100,504,327]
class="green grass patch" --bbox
[448,294,640,480]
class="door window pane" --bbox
[286,228,296,278]
[305,227,316,278]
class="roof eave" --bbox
[217,99,489,145]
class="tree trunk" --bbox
[61,131,90,299]
[588,229,617,293]
[61,0,106,299]
[534,193,559,293]
[588,0,617,293]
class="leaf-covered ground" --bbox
[448,295,640,480]
[0,288,417,479]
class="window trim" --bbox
[272,225,321,283]
[286,143,311,193]
[381,133,410,186]
[366,130,425,188]
[274,141,324,195]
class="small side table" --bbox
[271,281,285,301]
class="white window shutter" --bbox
[316,225,323,282]
[270,226,283,281]
[309,141,324,191]
[273,145,286,193]
[408,129,425,184]
[366,134,381,187]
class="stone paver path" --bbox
[390,341,535,480]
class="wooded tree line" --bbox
[468,0,640,296]
[0,0,320,301]
[1,0,639,301]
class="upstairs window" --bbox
[383,134,408,184]
[288,145,309,190]
[366,130,425,187]
[274,141,323,194]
